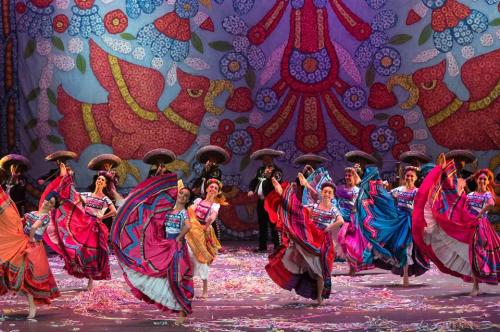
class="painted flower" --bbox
[55,0,70,9]
[354,41,375,69]
[370,126,396,152]
[360,108,374,121]
[126,0,163,19]
[388,115,405,131]
[380,171,398,184]
[369,31,389,48]
[365,0,386,9]
[53,14,69,33]
[289,48,330,84]
[220,52,248,81]
[151,57,164,69]
[228,130,253,155]
[218,119,235,135]
[232,36,250,53]
[175,0,199,19]
[396,127,414,144]
[68,38,84,53]
[132,46,146,60]
[249,111,263,126]
[15,2,27,13]
[104,9,128,34]
[36,38,52,56]
[371,10,398,31]
[210,131,228,147]
[373,47,401,76]
[342,86,366,111]
[255,88,279,112]
[291,0,305,9]
[327,140,349,161]
[275,140,298,163]
[421,0,446,9]
[391,143,410,159]
[74,0,95,10]
[137,23,190,62]
[222,15,249,36]
[31,0,53,7]
[68,4,105,39]
[233,0,255,15]
[18,2,55,38]
[247,45,265,70]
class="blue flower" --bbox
[421,0,446,9]
[222,15,249,36]
[354,40,375,68]
[371,10,398,31]
[313,0,327,8]
[175,0,199,19]
[228,129,252,155]
[370,126,396,152]
[291,0,305,9]
[327,140,349,161]
[17,2,54,39]
[126,0,163,19]
[342,86,367,111]
[373,47,401,76]
[365,0,386,9]
[68,5,105,39]
[137,23,189,61]
[220,52,248,81]
[289,48,331,84]
[369,31,389,48]
[484,0,498,4]
[255,88,279,112]
[233,0,255,15]
[247,45,265,70]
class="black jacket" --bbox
[249,165,283,198]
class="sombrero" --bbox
[143,148,176,165]
[293,153,329,166]
[88,153,122,170]
[0,154,31,171]
[195,145,230,164]
[345,150,378,165]
[399,150,431,165]
[250,148,285,160]
[445,149,476,164]
[45,150,78,162]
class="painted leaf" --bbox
[489,18,500,26]
[24,118,38,130]
[260,41,286,85]
[235,117,249,124]
[365,65,375,87]
[333,41,362,84]
[166,63,178,86]
[24,39,36,59]
[240,154,251,172]
[418,24,432,45]
[208,41,233,52]
[30,139,40,153]
[184,57,210,70]
[245,69,255,89]
[51,36,65,51]
[374,113,390,121]
[191,31,204,53]
[26,88,40,102]
[47,88,57,105]
[412,48,439,63]
[47,135,63,144]
[76,54,86,74]
[48,120,58,127]
[389,34,412,45]
[120,33,136,40]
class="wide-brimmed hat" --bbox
[399,150,431,165]
[345,150,378,165]
[45,150,78,163]
[0,154,31,171]
[143,148,176,165]
[195,145,230,164]
[293,153,329,166]
[88,153,122,170]
[250,148,285,161]
[445,149,476,164]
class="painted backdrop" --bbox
[1,0,499,238]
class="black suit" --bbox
[249,165,282,250]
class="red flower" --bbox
[218,119,235,135]
[53,14,69,33]
[248,25,266,45]
[397,127,414,144]
[391,143,410,160]
[75,0,95,10]
[210,131,227,147]
[104,9,128,34]
[388,115,405,131]
[31,0,53,8]
[15,2,27,13]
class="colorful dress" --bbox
[466,192,495,217]
[41,176,112,280]
[413,162,499,284]
[265,183,336,300]
[111,174,193,314]
[0,188,60,304]
[186,198,221,280]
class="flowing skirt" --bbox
[265,184,334,300]
[42,176,110,280]
[0,189,60,304]
[111,174,194,313]
[413,162,499,284]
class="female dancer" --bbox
[0,188,60,319]
[413,156,499,296]
[266,176,344,305]
[42,163,116,290]
[111,173,194,325]
[186,178,224,298]
[389,166,430,286]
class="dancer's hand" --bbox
[59,163,68,177]
[271,177,283,196]
[248,191,254,197]
[437,153,446,168]
[297,173,307,186]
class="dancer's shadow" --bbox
[363,283,429,289]
[332,272,387,277]
[432,291,500,299]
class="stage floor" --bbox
[1,242,499,331]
